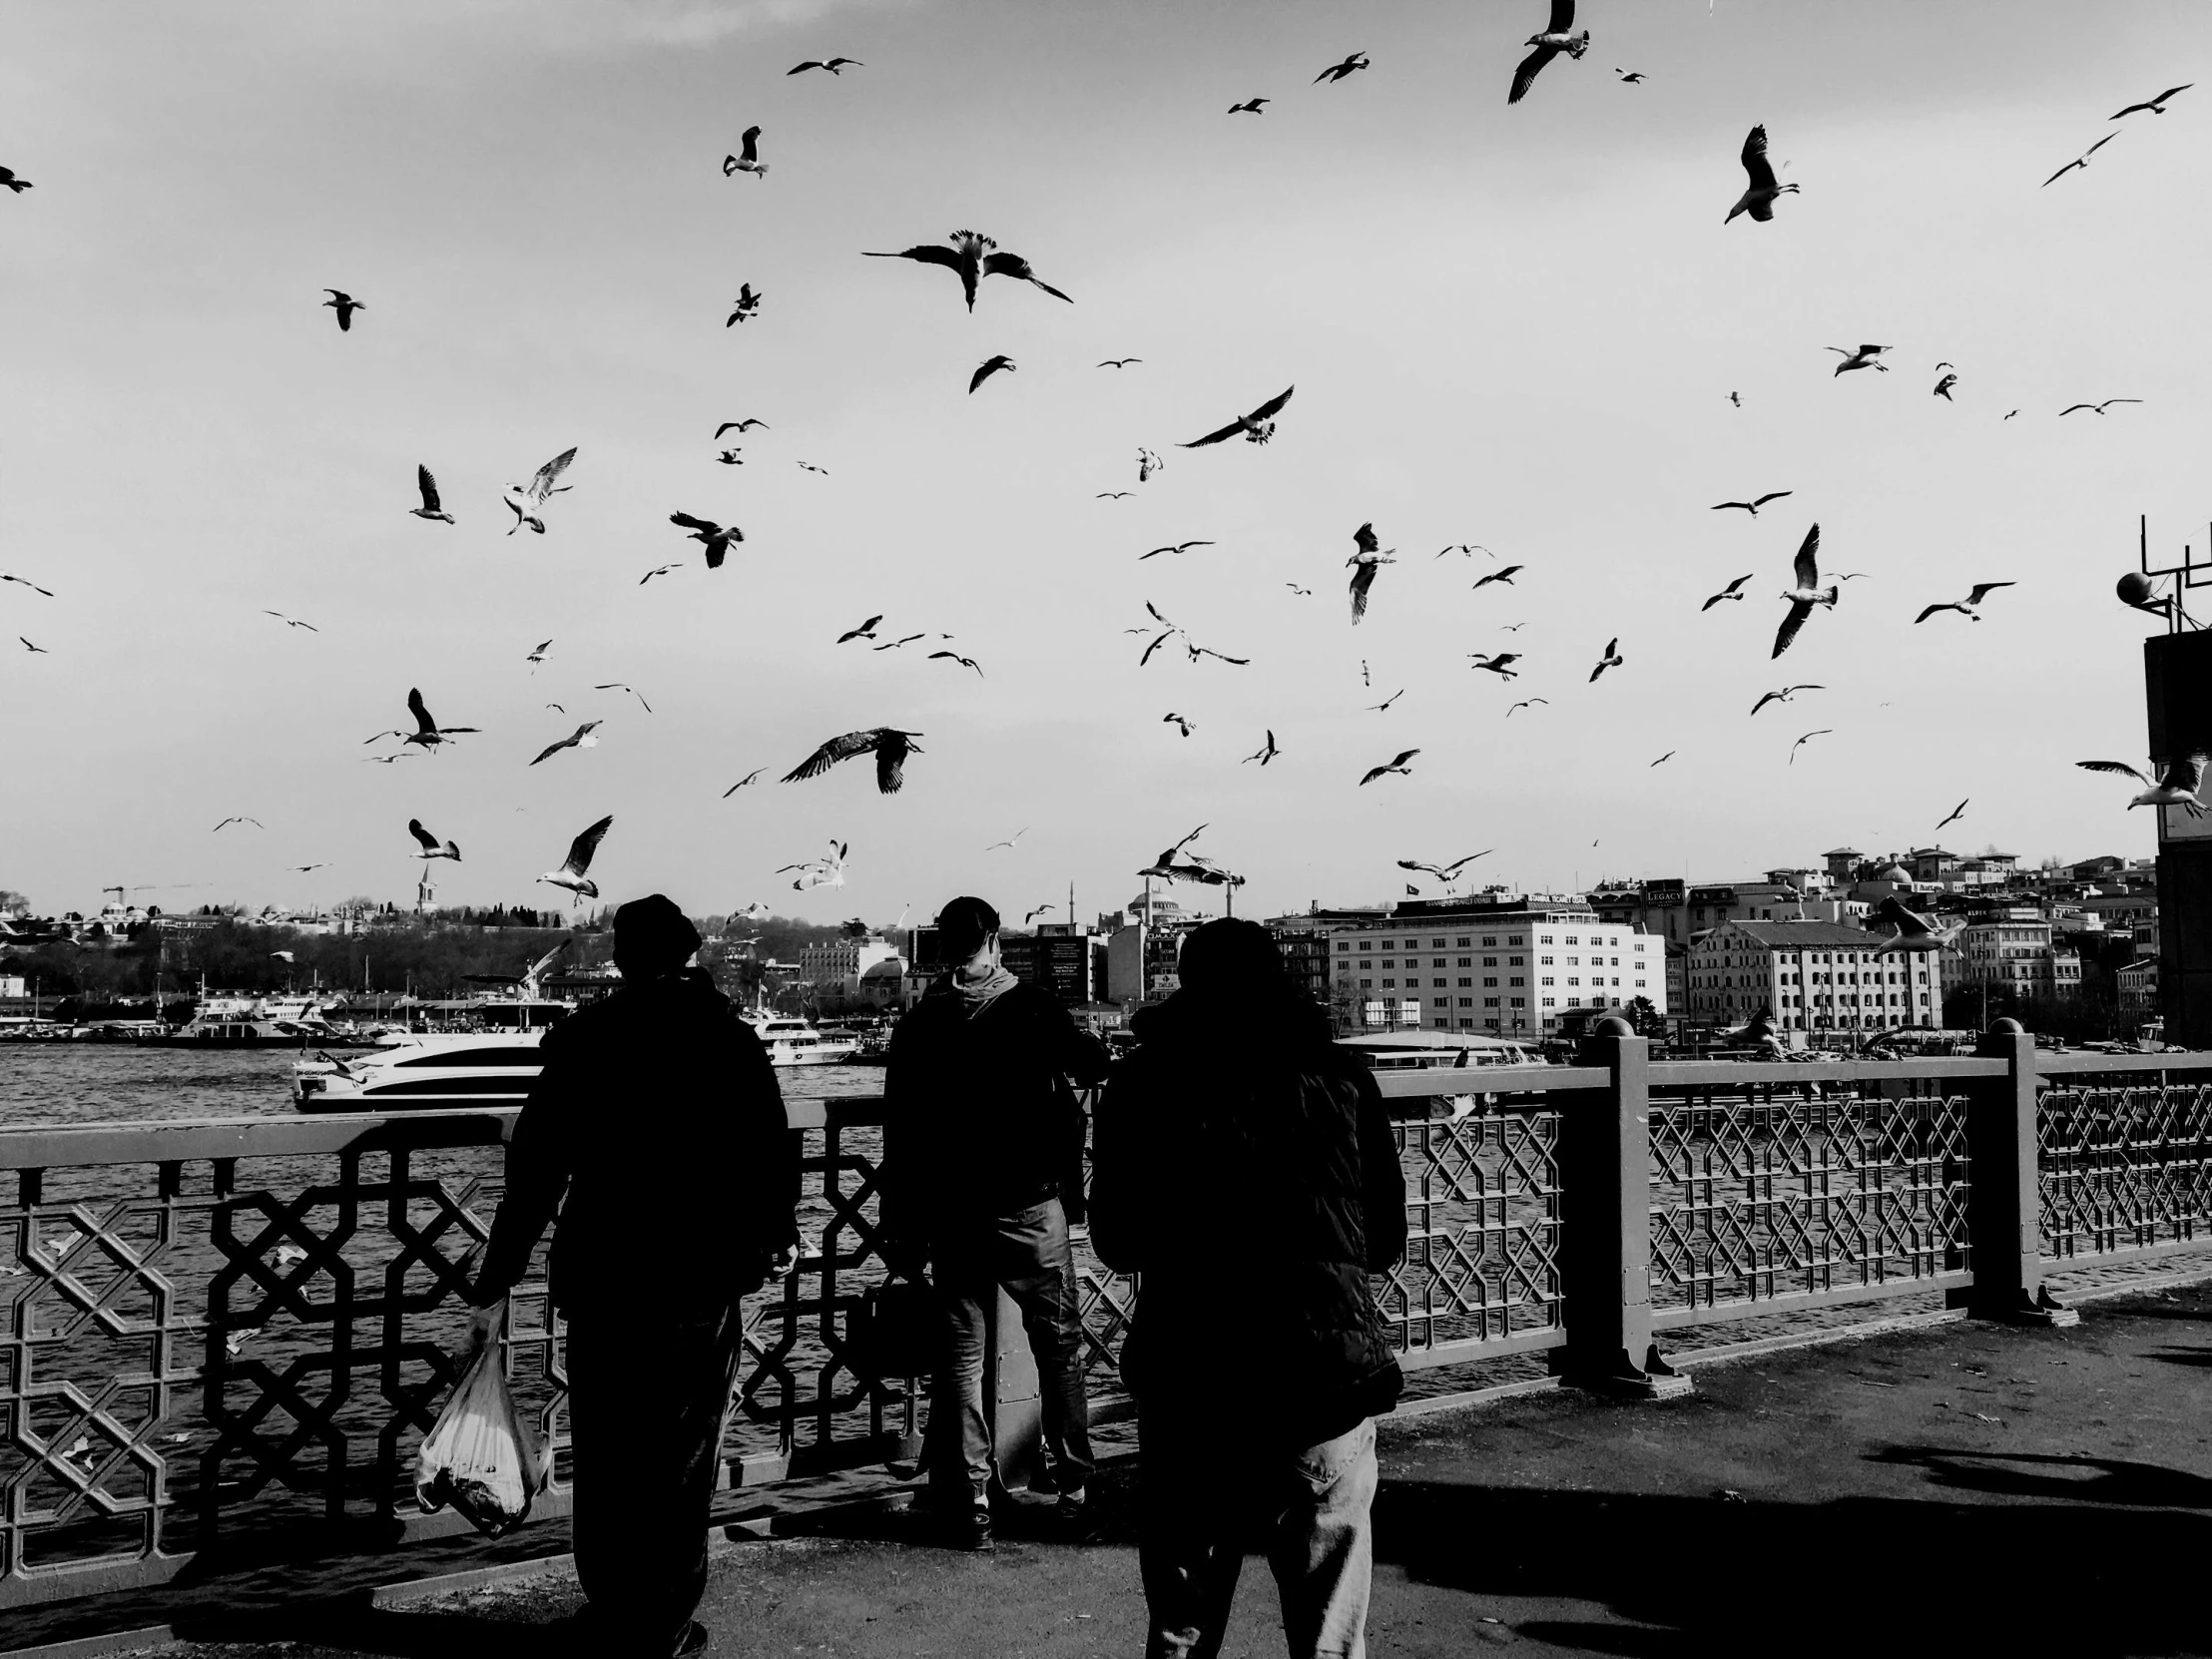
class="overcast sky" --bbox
[4,1,2208,928]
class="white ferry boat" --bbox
[743,1015,861,1067]
[1335,1031,1543,1070]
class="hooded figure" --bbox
[1091,917,1405,1659]
[473,894,796,1658]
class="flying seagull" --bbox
[1181,385,1294,448]
[1914,582,2014,625]
[2043,133,2118,187]
[1469,653,1521,679]
[407,820,461,861]
[984,828,1030,851]
[862,229,1071,311]
[288,863,328,872]
[716,448,744,465]
[669,511,742,568]
[1397,852,1490,881]
[969,354,1016,393]
[1163,712,1196,737]
[2111,84,2192,119]
[2077,754,2209,817]
[929,650,985,678]
[837,615,883,644]
[1616,67,1646,83]
[1368,690,1403,713]
[1712,491,1793,516]
[1934,372,1958,400]
[504,447,577,534]
[1315,51,1370,84]
[1285,583,1311,596]
[1137,447,1164,482]
[0,166,31,194]
[722,769,767,798]
[212,817,264,831]
[1472,566,1522,589]
[871,632,928,651]
[726,283,763,325]
[715,419,769,437]
[0,573,53,596]
[1098,357,1142,367]
[1703,574,1755,610]
[1789,729,1833,765]
[17,637,46,653]
[1506,698,1547,715]
[531,721,602,766]
[263,611,318,631]
[788,57,862,74]
[2058,398,2142,415]
[1725,124,1800,224]
[1872,896,1965,953]
[594,683,653,713]
[1098,491,1133,499]
[1141,540,1215,560]
[538,815,614,905]
[639,564,681,585]
[724,126,768,180]
[1935,798,1969,831]
[1359,749,1419,787]
[409,465,454,524]
[1750,683,1823,716]
[1772,524,1837,659]
[1347,523,1395,623]
[367,688,478,751]
[1508,0,1589,105]
[1435,544,1494,559]
[797,461,830,475]
[1243,730,1280,766]
[321,289,363,331]
[1650,752,1675,767]
[1588,637,1624,682]
[1229,98,1270,114]
[1828,343,1891,375]
[783,728,923,794]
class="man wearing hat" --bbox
[472,894,797,1658]
[881,894,1110,1550]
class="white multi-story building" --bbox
[1325,900,1666,1036]
[1687,919,1941,1033]
[797,935,901,992]
[1943,911,2082,999]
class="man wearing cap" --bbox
[471,894,797,1659]
[881,895,1110,1550]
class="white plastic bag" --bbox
[416,1309,546,1537]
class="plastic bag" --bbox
[416,1311,546,1537]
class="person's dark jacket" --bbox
[881,977,1110,1248]
[476,968,798,1318]
[1090,982,1406,1443]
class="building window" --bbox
[1457,976,1472,987]
[1541,976,1555,986]
[1359,978,1372,988]
[1510,996,1526,1007]
[1541,996,1556,1007]
[1483,976,1497,987]
[1458,996,1473,1006]
[1509,935,1524,945]
[1509,975,1524,986]
[1540,955,1555,965]
[1483,996,1500,1007]
[1482,936,1497,946]
[1432,977,1447,988]
[1508,955,1524,966]
[1539,935,1554,944]
[1382,978,1395,988]
[1457,937,1471,946]
[1358,941,1372,951]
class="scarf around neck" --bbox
[929,962,1021,1017]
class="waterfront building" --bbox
[1590,874,1862,946]
[1323,896,1666,1037]
[1943,910,2082,999]
[798,935,901,993]
[1686,919,1940,1034]
[2119,957,2160,1012]
[999,928,1101,1006]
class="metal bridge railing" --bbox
[4,1021,2210,1606]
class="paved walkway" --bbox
[23,1274,2212,1658]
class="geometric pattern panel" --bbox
[2038,1076,2212,1260]
[1375,1099,1563,1358]
[1648,1081,1971,1316]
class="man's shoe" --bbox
[672,1620,711,1657]
[1052,1487,1100,1541]
[944,1506,995,1552]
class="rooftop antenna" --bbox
[2124,513,2210,631]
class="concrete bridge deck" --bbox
[16,1270,2211,1659]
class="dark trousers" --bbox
[564,1307,744,1653]
[925,1197,1096,1507]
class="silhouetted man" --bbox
[1092,917,1406,1659]
[882,894,1110,1549]
[472,894,796,1658]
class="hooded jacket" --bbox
[477,968,798,1317]
[1090,982,1406,1441]
[881,974,1110,1245]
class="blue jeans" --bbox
[1140,1411,1380,1659]
[925,1197,1096,1508]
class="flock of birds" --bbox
[0,13,2200,921]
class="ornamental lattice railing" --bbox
[6,1032,2212,1607]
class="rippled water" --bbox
[0,1043,886,1128]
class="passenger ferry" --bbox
[1336,1030,1544,1071]
[151,991,359,1049]
[743,1015,861,1066]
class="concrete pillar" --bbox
[2146,632,2212,1046]
[1956,1020,2077,1327]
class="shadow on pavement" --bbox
[1864,1444,2212,1506]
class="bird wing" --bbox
[529,734,575,766]
[968,359,997,393]
[788,61,823,73]
[1772,600,1814,659]
[1391,750,1419,768]
[1792,523,1821,589]
[407,687,435,734]
[864,243,964,273]
[1179,419,1244,448]
[1963,582,2015,604]
[1740,124,1778,191]
[669,511,718,534]
[1349,561,1378,619]
[739,126,761,162]
[1913,604,1949,625]
[1247,384,1295,422]
[2057,403,2093,415]
[980,252,1073,301]
[562,815,614,876]
[1548,0,1575,28]
[874,733,912,794]
[2041,160,2082,187]
[1353,521,1380,555]
[1876,896,1931,935]
[528,447,577,503]
[417,465,442,512]
[1508,43,1557,105]
[1140,630,1175,666]
[407,819,440,852]
[2166,754,2209,794]
[2076,760,2154,786]
[784,730,875,782]
[1752,491,1793,508]
[2085,133,2118,159]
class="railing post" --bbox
[1554,1016,1692,1397]
[1959,1018,2078,1327]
